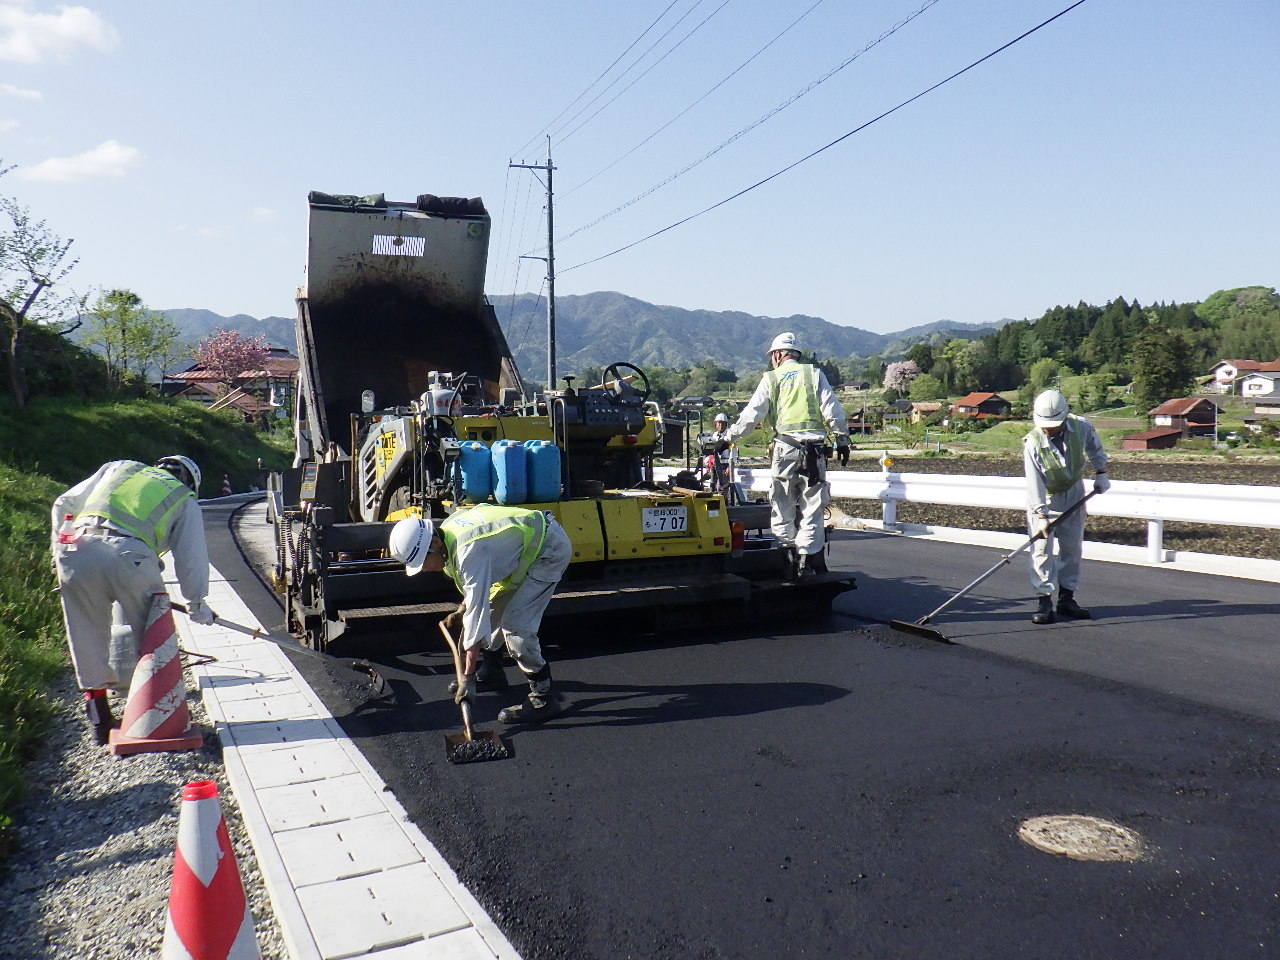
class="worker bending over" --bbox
[728,332,850,576]
[1024,389,1110,624]
[52,456,214,744]
[390,504,572,723]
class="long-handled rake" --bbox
[889,492,1096,644]
[437,620,509,764]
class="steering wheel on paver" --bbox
[603,362,652,404]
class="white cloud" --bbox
[16,138,141,181]
[0,81,42,99]
[0,118,17,133]
[248,206,278,223]
[0,2,120,63]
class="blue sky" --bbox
[2,0,1277,345]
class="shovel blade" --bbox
[445,728,510,764]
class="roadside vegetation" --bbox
[0,398,291,850]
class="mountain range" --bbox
[158,293,1007,376]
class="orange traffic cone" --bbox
[109,593,203,756]
[220,475,232,496]
[162,780,260,960]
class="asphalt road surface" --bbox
[208,498,1280,960]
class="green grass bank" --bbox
[0,398,291,853]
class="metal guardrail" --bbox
[655,465,1280,564]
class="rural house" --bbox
[166,346,298,426]
[1146,397,1219,438]
[1121,428,1183,451]
[949,391,1012,420]
[1207,358,1280,393]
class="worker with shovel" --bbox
[1024,389,1110,624]
[390,506,572,723]
[51,455,215,744]
[727,332,850,577]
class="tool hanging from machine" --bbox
[889,491,1096,644]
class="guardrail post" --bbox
[879,454,897,530]
[1147,519,1165,563]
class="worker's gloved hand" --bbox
[1093,473,1111,495]
[1033,515,1052,539]
[187,600,216,626]
[836,443,850,467]
[442,603,465,637]
[453,675,476,705]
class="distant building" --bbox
[1207,358,1280,393]
[165,346,298,426]
[950,392,1012,419]
[1147,397,1219,438]
[1121,428,1182,451]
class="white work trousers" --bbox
[55,534,166,691]
[488,521,572,677]
[1026,482,1088,597]
[770,440,830,556]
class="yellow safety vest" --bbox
[441,504,548,598]
[764,361,825,435]
[78,462,193,553]
[1026,418,1087,495]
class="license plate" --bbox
[642,506,687,533]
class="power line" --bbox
[564,0,830,199]
[509,0,687,161]
[555,0,943,249]
[560,0,1091,275]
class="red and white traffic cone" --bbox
[109,593,203,756]
[220,475,232,497]
[162,780,260,960]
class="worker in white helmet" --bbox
[704,411,736,494]
[726,332,850,576]
[1024,389,1110,624]
[389,505,572,724]
[51,455,214,744]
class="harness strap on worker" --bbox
[78,463,193,553]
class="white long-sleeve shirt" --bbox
[52,460,211,605]
[728,360,849,444]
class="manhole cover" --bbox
[1018,814,1144,861]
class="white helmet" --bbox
[1032,389,1070,428]
[767,332,799,356]
[713,412,729,424]
[156,455,201,494]
[388,516,435,576]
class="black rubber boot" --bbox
[1030,595,1055,625]
[474,648,510,690]
[498,664,562,724]
[1056,588,1092,620]
[84,690,116,746]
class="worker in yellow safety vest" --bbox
[51,456,214,744]
[389,504,572,724]
[727,332,850,577]
[1024,389,1111,624]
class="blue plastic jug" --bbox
[491,439,527,505]
[458,441,493,503]
[524,440,562,503]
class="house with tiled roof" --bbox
[1207,358,1280,393]
[166,346,298,426]
[1147,397,1219,438]
[949,391,1012,420]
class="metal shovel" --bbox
[889,491,1096,643]
[437,620,509,764]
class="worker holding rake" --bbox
[1024,389,1110,624]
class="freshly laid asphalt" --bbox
[205,497,1280,960]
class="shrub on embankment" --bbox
[0,397,292,854]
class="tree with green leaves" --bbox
[907,373,947,401]
[83,289,179,390]
[1,164,83,408]
[1130,323,1198,413]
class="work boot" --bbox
[474,648,510,691]
[1056,588,1092,620]
[498,689,563,725]
[1030,595,1055,625]
[83,690,116,746]
[799,552,828,575]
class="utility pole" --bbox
[511,139,557,395]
